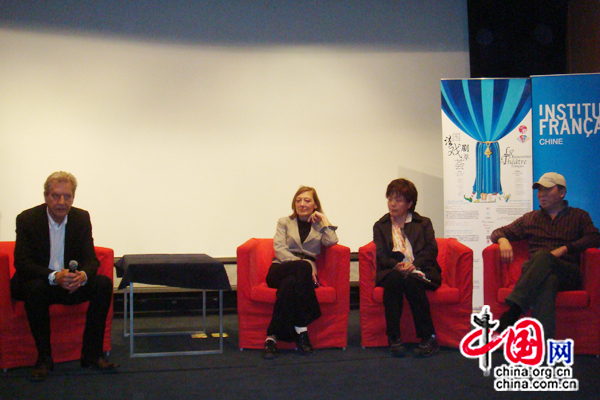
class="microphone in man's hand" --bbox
[68,260,79,273]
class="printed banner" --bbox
[531,73,600,228]
[441,78,533,309]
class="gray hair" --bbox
[44,171,78,195]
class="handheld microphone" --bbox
[68,260,79,273]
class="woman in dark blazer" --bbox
[374,178,441,358]
[262,186,338,359]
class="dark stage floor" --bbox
[2,310,599,400]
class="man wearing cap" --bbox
[490,172,600,338]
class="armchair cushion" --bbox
[497,287,589,308]
[372,284,460,305]
[251,283,337,304]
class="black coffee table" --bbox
[115,254,231,357]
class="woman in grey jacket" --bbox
[262,186,338,359]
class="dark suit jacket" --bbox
[373,212,440,284]
[12,204,99,288]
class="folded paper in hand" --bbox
[408,269,437,289]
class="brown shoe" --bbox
[414,335,440,358]
[262,338,278,359]
[388,336,407,357]
[81,356,119,371]
[30,357,53,382]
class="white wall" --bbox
[0,2,469,257]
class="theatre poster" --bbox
[441,78,533,309]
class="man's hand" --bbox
[55,270,87,293]
[551,246,568,259]
[498,238,514,264]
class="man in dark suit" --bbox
[11,171,118,381]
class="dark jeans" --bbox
[380,270,435,340]
[11,274,113,361]
[265,260,321,342]
[506,250,581,339]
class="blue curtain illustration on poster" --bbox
[441,79,531,201]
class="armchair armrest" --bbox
[316,244,350,288]
[483,243,503,306]
[581,248,600,305]
[483,240,531,306]
[358,241,377,294]
[237,239,275,295]
[94,247,114,281]
[237,239,257,299]
[0,250,12,330]
[444,238,473,295]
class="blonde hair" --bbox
[44,171,78,195]
[290,186,323,219]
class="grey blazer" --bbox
[273,216,338,266]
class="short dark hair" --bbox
[386,178,417,213]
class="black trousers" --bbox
[380,270,435,340]
[11,274,113,361]
[506,250,581,339]
[265,260,321,342]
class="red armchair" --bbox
[0,241,114,370]
[237,238,350,350]
[359,238,473,348]
[483,241,600,355]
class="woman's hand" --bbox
[394,262,416,277]
[308,211,331,226]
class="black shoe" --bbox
[415,335,440,358]
[388,336,407,357]
[262,339,277,359]
[30,356,53,382]
[497,305,522,333]
[295,331,314,355]
[81,356,119,371]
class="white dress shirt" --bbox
[47,209,67,284]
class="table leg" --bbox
[219,290,224,352]
[129,283,135,356]
[202,290,206,333]
[123,289,129,337]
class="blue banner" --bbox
[531,74,600,227]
